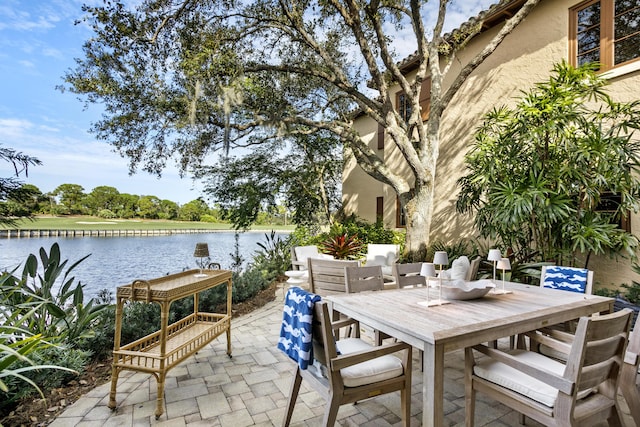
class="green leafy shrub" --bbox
[428,240,478,264]
[97,209,116,218]
[252,231,290,283]
[120,302,162,345]
[0,273,77,414]
[457,62,640,266]
[232,268,268,303]
[200,214,221,223]
[4,243,108,345]
[0,346,89,410]
[78,305,116,360]
[339,215,401,244]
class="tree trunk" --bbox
[403,184,434,260]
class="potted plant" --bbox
[611,262,640,325]
[319,233,363,260]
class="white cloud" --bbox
[0,117,33,138]
[0,4,57,32]
[42,48,63,59]
[18,59,35,68]
[0,115,201,203]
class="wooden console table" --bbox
[108,269,232,419]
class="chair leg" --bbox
[323,395,340,427]
[620,364,640,426]
[282,368,302,427]
[607,403,624,427]
[401,387,410,427]
[464,347,476,427]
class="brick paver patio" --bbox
[49,283,635,426]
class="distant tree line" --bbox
[0,182,290,225]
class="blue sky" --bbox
[0,0,496,205]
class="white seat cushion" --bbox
[335,338,404,387]
[367,255,389,267]
[473,349,565,407]
[381,265,393,277]
[294,245,319,263]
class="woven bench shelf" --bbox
[108,269,232,419]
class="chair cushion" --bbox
[380,265,393,277]
[473,349,566,407]
[367,255,389,267]
[335,338,404,387]
[366,245,398,267]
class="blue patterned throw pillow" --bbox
[543,266,589,293]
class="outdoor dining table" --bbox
[325,281,614,427]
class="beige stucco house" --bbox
[343,0,640,289]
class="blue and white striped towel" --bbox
[277,287,321,370]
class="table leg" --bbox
[108,298,124,411]
[422,343,445,427]
[155,372,165,419]
[107,366,119,410]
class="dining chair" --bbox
[307,257,360,296]
[344,265,386,343]
[308,257,360,336]
[540,265,594,294]
[465,256,481,281]
[527,311,640,425]
[391,262,426,288]
[536,265,594,341]
[507,265,596,350]
[465,308,633,427]
[364,244,399,283]
[618,313,640,426]
[290,245,333,271]
[280,294,412,427]
[344,265,385,293]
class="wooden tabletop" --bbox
[326,281,613,427]
[326,282,613,352]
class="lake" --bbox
[0,231,288,299]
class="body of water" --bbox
[0,232,288,299]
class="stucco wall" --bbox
[343,0,640,290]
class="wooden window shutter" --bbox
[377,124,384,149]
[420,78,431,121]
[376,197,384,221]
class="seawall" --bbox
[0,229,225,238]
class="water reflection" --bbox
[0,232,287,298]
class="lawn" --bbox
[10,215,295,232]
